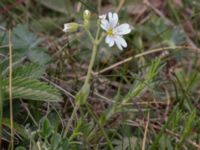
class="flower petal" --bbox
[63,28,67,32]
[114,36,127,50]
[105,35,114,47]
[63,24,69,32]
[114,23,131,35]
[99,14,106,20]
[115,41,123,50]
[100,19,109,31]
[108,12,118,28]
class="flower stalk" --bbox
[63,19,101,137]
[84,21,101,86]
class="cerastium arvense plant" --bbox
[62,10,133,142]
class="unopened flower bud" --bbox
[63,22,79,33]
[83,10,91,20]
[83,10,91,29]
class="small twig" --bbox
[0,42,3,150]
[8,29,14,150]
[41,76,75,98]
[76,2,82,12]
[94,57,132,76]
[126,120,200,149]
[63,104,79,137]
[164,89,171,122]
[98,0,102,14]
[20,100,38,127]
[41,76,75,107]
[92,46,200,76]
[0,26,6,31]
[116,0,125,13]
[142,112,150,150]
[94,91,114,104]
[0,45,9,49]
[143,0,173,26]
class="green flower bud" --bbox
[63,22,79,33]
[83,10,91,29]
[83,10,91,20]
[84,20,90,29]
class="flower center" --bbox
[107,28,113,36]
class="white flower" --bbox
[100,12,132,50]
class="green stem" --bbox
[86,30,94,42]
[63,35,98,137]
[97,33,106,44]
[63,21,101,138]
[84,41,98,85]
[84,21,101,85]
[63,104,79,137]
[86,103,114,150]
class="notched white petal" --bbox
[108,12,113,21]
[113,36,127,50]
[115,40,123,50]
[114,23,131,35]
[117,36,127,48]
[108,12,118,28]
[112,13,118,27]
[100,19,109,31]
[105,36,114,47]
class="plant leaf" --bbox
[2,77,62,102]
[12,63,46,79]
[37,0,68,14]
[1,24,51,65]
[1,54,26,77]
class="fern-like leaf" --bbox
[2,77,62,102]
[12,63,46,79]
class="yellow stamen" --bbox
[107,28,113,36]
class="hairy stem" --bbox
[84,41,98,85]
[63,21,101,138]
[84,21,100,86]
